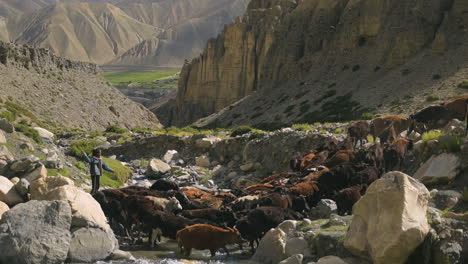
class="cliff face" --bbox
[159,0,468,127]
[0,41,161,130]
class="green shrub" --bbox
[361,112,373,120]
[0,111,15,122]
[292,123,313,131]
[439,135,463,153]
[102,157,132,186]
[421,130,444,142]
[199,174,213,185]
[426,94,439,102]
[74,161,87,171]
[335,128,343,133]
[458,81,468,89]
[105,125,127,134]
[231,126,253,137]
[69,139,100,158]
[14,124,42,143]
[4,101,44,127]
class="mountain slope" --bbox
[6,2,159,64]
[0,41,161,130]
[156,0,468,127]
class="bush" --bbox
[421,130,444,142]
[231,126,253,137]
[0,111,15,122]
[426,94,439,102]
[361,112,373,120]
[292,123,313,131]
[105,125,127,134]
[69,139,100,158]
[14,124,42,143]
[439,135,463,153]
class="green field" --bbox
[102,70,179,86]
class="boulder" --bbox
[285,237,308,257]
[278,220,298,236]
[33,127,55,142]
[413,153,461,184]
[9,156,37,173]
[0,176,24,206]
[310,199,337,219]
[240,162,255,171]
[0,200,72,264]
[279,254,303,264]
[163,150,179,164]
[9,177,19,184]
[23,164,47,183]
[0,130,6,144]
[195,155,211,168]
[67,227,118,263]
[109,249,134,260]
[0,201,8,220]
[34,184,111,230]
[15,178,29,196]
[344,171,430,264]
[430,190,462,210]
[0,146,13,161]
[316,256,369,264]
[146,159,171,177]
[252,228,287,264]
[0,118,14,133]
[195,137,221,149]
[30,175,74,199]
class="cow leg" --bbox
[249,240,255,253]
[184,247,192,257]
[223,246,230,256]
[210,248,217,257]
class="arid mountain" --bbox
[0,0,249,67]
[0,41,161,130]
[5,2,159,64]
[156,0,468,127]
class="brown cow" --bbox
[370,115,411,141]
[334,185,367,215]
[325,149,355,168]
[383,137,412,171]
[176,224,242,257]
[444,97,468,120]
[348,120,370,148]
[244,183,275,194]
[302,167,329,181]
[261,172,296,184]
[288,181,319,197]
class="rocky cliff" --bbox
[0,41,161,130]
[158,0,468,127]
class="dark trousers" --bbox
[91,174,100,194]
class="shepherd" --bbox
[83,149,114,194]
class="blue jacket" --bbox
[83,153,114,176]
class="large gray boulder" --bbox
[413,153,461,184]
[67,227,118,263]
[344,171,430,264]
[252,228,287,264]
[0,118,14,133]
[146,158,171,177]
[0,200,72,264]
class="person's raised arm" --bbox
[82,151,91,163]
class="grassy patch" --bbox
[105,125,128,134]
[421,130,444,142]
[102,70,179,86]
[292,123,314,131]
[4,101,44,127]
[102,157,133,186]
[199,174,213,185]
[426,94,439,102]
[14,124,42,143]
[74,161,87,171]
[69,139,100,158]
[0,111,15,122]
[47,167,70,177]
[231,126,253,137]
[360,112,373,120]
[439,135,463,153]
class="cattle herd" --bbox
[93,97,468,258]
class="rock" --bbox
[0,176,24,206]
[316,256,368,264]
[9,177,19,185]
[0,118,14,133]
[33,183,111,230]
[0,146,13,161]
[278,220,298,236]
[431,190,462,210]
[0,130,6,144]
[285,237,308,256]
[30,175,74,199]
[408,131,421,141]
[23,164,47,183]
[310,199,337,219]
[9,157,35,173]
[279,254,303,264]
[442,119,465,136]
[195,137,221,149]
[15,178,29,196]
[233,176,257,189]
[146,159,171,177]
[240,162,255,171]
[109,249,134,260]
[195,155,211,168]
[19,141,34,151]
[67,227,118,263]
[0,201,8,220]
[252,228,287,264]
[163,150,179,163]
[414,153,461,184]
[433,240,463,264]
[344,171,430,264]
[227,171,237,179]
[328,214,352,226]
[0,200,72,264]
[34,127,55,142]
